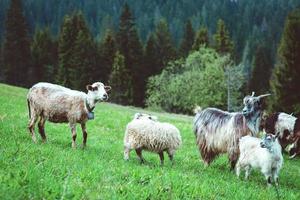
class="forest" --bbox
[0,0,300,115]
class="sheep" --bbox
[262,112,300,158]
[236,134,283,186]
[27,82,111,148]
[193,92,270,170]
[124,113,182,165]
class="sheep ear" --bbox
[104,86,111,92]
[86,85,93,91]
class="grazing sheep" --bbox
[27,82,111,148]
[236,134,283,186]
[124,113,182,165]
[263,112,300,158]
[193,92,270,170]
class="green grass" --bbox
[0,83,299,200]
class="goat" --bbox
[193,92,270,170]
[236,134,283,187]
[27,82,111,148]
[262,112,300,158]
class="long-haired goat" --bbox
[27,82,111,148]
[263,112,300,158]
[193,92,270,169]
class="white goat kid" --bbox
[236,134,283,186]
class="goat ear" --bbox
[150,115,158,121]
[104,86,111,92]
[134,113,141,119]
[86,85,93,91]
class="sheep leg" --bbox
[28,114,38,143]
[70,123,77,148]
[245,165,251,180]
[124,146,131,161]
[81,123,87,148]
[135,148,145,163]
[158,151,164,166]
[167,150,174,165]
[38,116,47,142]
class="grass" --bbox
[0,83,299,200]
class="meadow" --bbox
[0,83,299,199]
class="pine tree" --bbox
[214,19,234,56]
[98,29,116,83]
[179,19,195,57]
[270,8,300,115]
[116,3,144,106]
[154,19,177,72]
[144,33,159,76]
[192,27,209,50]
[31,28,57,84]
[3,0,31,86]
[71,12,96,90]
[56,15,77,87]
[248,45,272,94]
[108,51,133,105]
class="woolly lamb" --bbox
[27,82,111,148]
[124,113,182,165]
[236,134,283,186]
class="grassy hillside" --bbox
[0,83,299,199]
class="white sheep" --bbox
[27,82,111,148]
[236,134,283,186]
[124,113,182,165]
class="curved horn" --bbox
[251,91,255,97]
[258,93,271,99]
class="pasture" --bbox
[0,83,299,199]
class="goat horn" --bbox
[258,93,271,98]
[251,91,255,97]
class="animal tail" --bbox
[27,99,31,119]
[194,105,202,114]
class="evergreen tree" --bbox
[56,15,77,87]
[98,29,116,83]
[71,13,96,90]
[116,3,144,106]
[144,33,159,76]
[154,19,177,72]
[57,12,95,89]
[270,8,300,115]
[179,19,195,57]
[214,19,234,56]
[31,28,57,84]
[108,51,133,105]
[248,45,272,94]
[192,27,209,50]
[3,0,31,86]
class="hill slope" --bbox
[0,83,299,199]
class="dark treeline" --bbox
[0,0,300,115]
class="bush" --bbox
[146,47,244,114]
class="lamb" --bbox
[124,113,182,165]
[193,92,270,170]
[236,134,283,186]
[262,112,300,158]
[27,82,111,148]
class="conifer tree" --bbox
[98,29,116,83]
[108,51,133,105]
[270,8,300,115]
[3,0,31,86]
[31,28,57,84]
[192,27,209,50]
[144,33,159,76]
[179,19,195,57]
[248,45,272,94]
[214,19,234,56]
[116,3,144,106]
[154,19,177,72]
[56,15,77,87]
